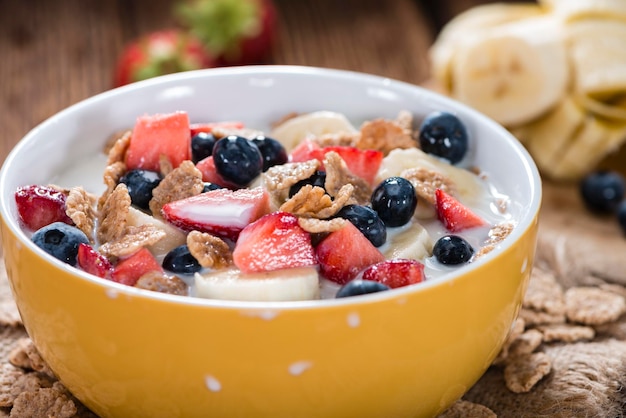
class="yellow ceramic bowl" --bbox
[0,66,540,418]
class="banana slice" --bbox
[524,96,587,175]
[376,148,485,207]
[194,267,320,302]
[430,2,545,92]
[126,206,187,258]
[451,16,569,127]
[566,20,626,100]
[540,0,626,21]
[383,222,433,262]
[269,111,358,152]
[575,94,626,122]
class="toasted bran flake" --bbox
[11,387,77,418]
[99,224,166,258]
[323,151,370,205]
[504,352,552,393]
[523,267,566,315]
[65,187,97,241]
[395,110,414,132]
[105,130,131,165]
[311,132,360,148]
[263,160,320,192]
[97,183,130,244]
[0,363,24,407]
[437,400,496,418]
[565,287,626,325]
[519,308,566,327]
[473,222,517,259]
[493,317,526,365]
[298,217,348,234]
[280,184,353,219]
[507,329,544,358]
[159,154,174,177]
[148,160,203,218]
[98,161,127,210]
[538,323,596,343]
[135,272,189,296]
[186,231,232,269]
[8,339,53,378]
[401,167,455,205]
[357,118,415,155]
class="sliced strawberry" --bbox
[15,185,73,231]
[361,259,425,289]
[435,189,487,232]
[190,121,245,137]
[289,141,383,186]
[314,146,383,186]
[77,243,113,279]
[289,139,322,163]
[195,156,240,189]
[111,248,163,286]
[232,211,316,273]
[125,111,191,172]
[161,187,270,240]
[316,222,385,285]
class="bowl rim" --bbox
[0,65,542,311]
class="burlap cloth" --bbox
[1,182,625,417]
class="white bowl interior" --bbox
[0,65,541,305]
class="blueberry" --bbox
[370,177,417,227]
[162,245,202,274]
[31,222,89,266]
[191,132,217,163]
[433,235,474,265]
[289,171,327,197]
[336,280,390,298]
[213,135,263,187]
[119,169,162,211]
[202,182,222,193]
[335,204,386,247]
[419,111,469,164]
[580,170,625,213]
[251,135,288,171]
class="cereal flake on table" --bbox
[564,287,626,325]
[503,351,552,393]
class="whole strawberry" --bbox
[176,0,277,66]
[113,29,216,87]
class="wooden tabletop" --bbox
[0,0,511,163]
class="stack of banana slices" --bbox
[430,0,626,181]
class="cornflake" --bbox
[149,160,203,218]
[507,329,543,358]
[187,231,232,269]
[503,352,552,393]
[280,185,353,219]
[298,217,348,234]
[323,151,370,205]
[565,287,626,325]
[538,323,595,343]
[400,167,455,205]
[99,224,166,258]
[357,117,415,155]
[105,130,131,165]
[65,187,97,241]
[98,161,126,210]
[97,183,131,244]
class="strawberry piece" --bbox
[361,259,425,289]
[316,222,385,284]
[161,187,270,240]
[125,111,191,172]
[289,141,383,186]
[232,211,316,273]
[289,139,322,163]
[77,243,113,279]
[111,248,163,286]
[190,121,245,137]
[435,189,487,232]
[113,29,215,87]
[195,156,240,189]
[15,185,73,231]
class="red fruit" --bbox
[77,243,113,279]
[289,139,321,163]
[111,248,163,286]
[15,185,73,231]
[113,29,215,87]
[313,146,383,186]
[125,111,192,172]
[233,211,316,273]
[161,187,270,240]
[289,141,383,186]
[361,259,425,289]
[316,222,385,284]
[435,189,487,232]
[195,156,240,189]
[190,121,245,137]
[176,0,277,66]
